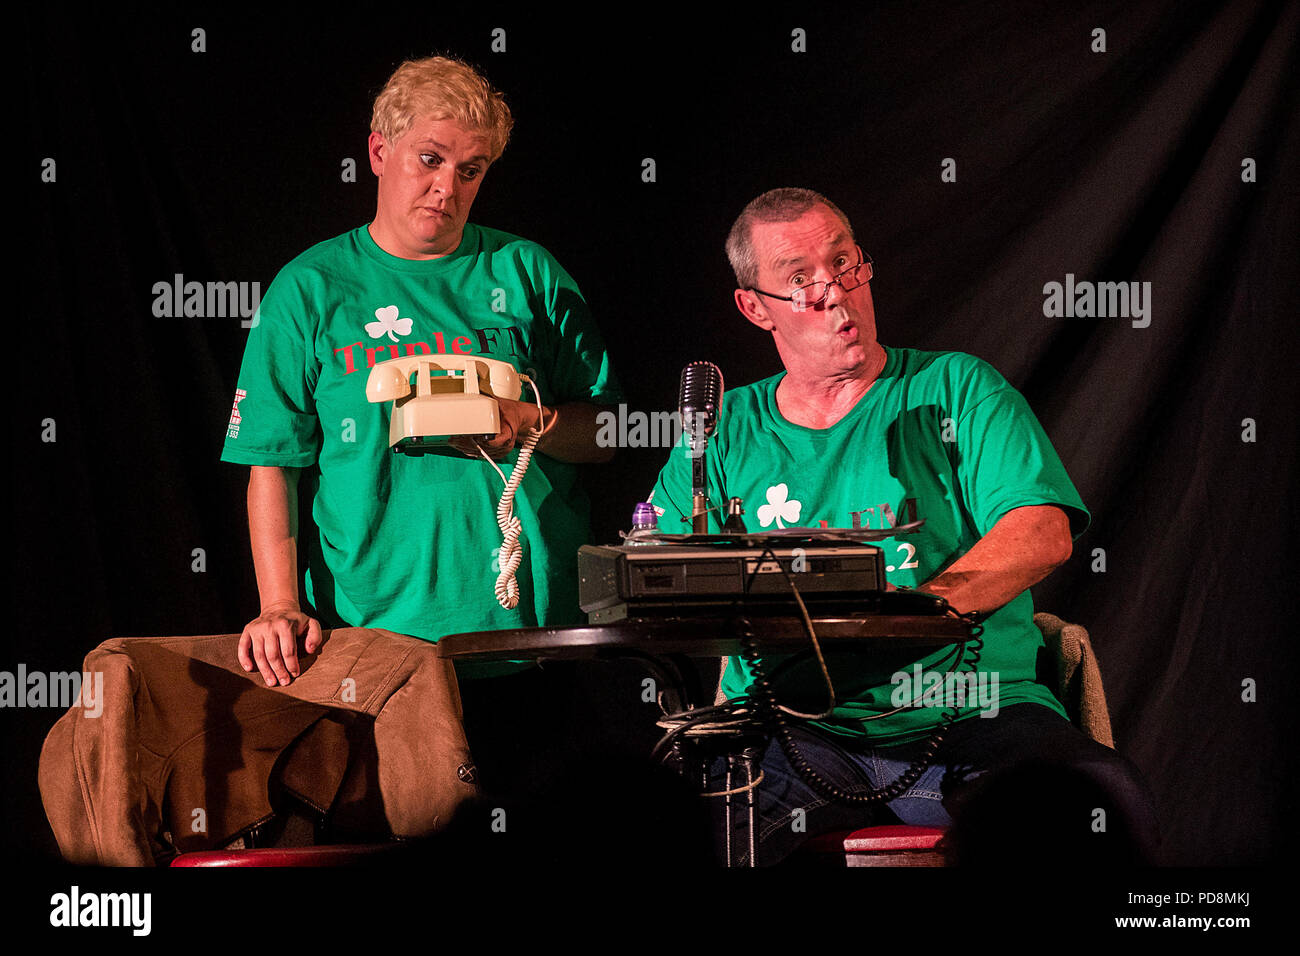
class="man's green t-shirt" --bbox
[649,346,1088,745]
[221,224,622,643]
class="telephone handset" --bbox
[366,353,526,456]
[366,353,544,612]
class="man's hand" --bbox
[238,601,323,687]
[448,396,544,461]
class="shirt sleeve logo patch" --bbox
[226,388,247,440]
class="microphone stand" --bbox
[690,436,711,534]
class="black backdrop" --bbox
[11,0,1297,877]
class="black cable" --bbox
[742,545,837,719]
[652,536,985,809]
[733,555,985,806]
[650,698,754,765]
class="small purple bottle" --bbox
[625,502,659,545]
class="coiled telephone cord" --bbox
[479,377,546,610]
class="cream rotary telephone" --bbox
[366,353,545,610]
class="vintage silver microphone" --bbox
[678,361,724,534]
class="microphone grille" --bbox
[679,360,724,411]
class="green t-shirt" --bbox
[221,223,622,645]
[649,346,1089,745]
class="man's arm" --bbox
[917,504,1074,618]
[238,465,322,685]
[247,464,300,610]
[468,399,617,464]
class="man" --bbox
[222,55,623,797]
[648,187,1158,865]
[39,57,621,865]
[227,56,619,680]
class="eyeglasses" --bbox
[750,248,874,311]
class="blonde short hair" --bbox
[370,56,514,162]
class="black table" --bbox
[437,610,972,866]
[438,610,970,715]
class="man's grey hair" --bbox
[725,187,855,289]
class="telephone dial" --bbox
[366,353,544,611]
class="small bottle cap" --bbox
[631,502,658,530]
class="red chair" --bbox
[803,825,947,866]
[170,844,403,867]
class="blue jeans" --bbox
[706,703,1161,865]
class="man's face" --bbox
[368,116,493,259]
[736,205,878,375]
